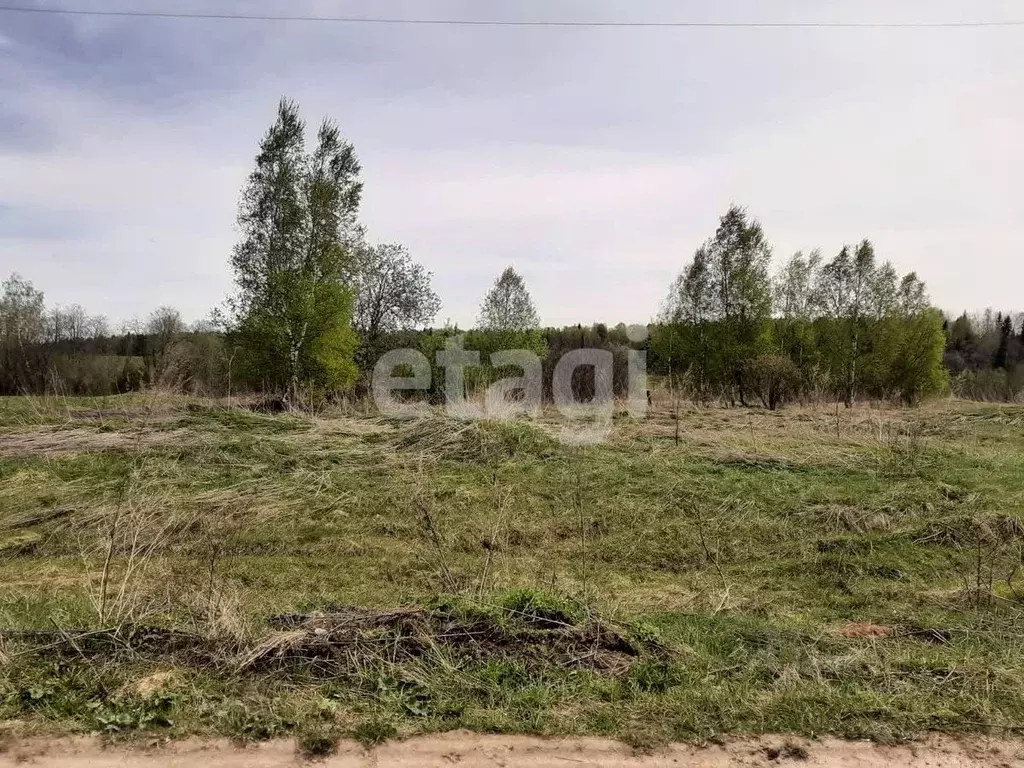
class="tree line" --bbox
[650,206,946,407]
[2,98,1022,405]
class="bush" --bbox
[950,365,1024,403]
[746,355,801,410]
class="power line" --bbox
[0,5,1022,28]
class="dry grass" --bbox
[0,428,196,458]
[2,393,1024,745]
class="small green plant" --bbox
[90,692,178,733]
[351,717,397,747]
[497,588,582,626]
[629,620,664,647]
[624,661,683,695]
[297,721,342,757]
[477,660,530,692]
[214,702,293,742]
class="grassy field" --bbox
[2,393,1024,751]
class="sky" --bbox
[1,0,1022,329]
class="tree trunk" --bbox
[846,318,860,408]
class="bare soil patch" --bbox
[1,733,1022,767]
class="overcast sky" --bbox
[1,0,1022,328]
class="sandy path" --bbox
[2,732,1023,767]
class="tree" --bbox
[477,267,540,331]
[120,317,144,336]
[228,98,362,401]
[350,242,441,349]
[657,244,716,398]
[863,266,947,403]
[884,308,948,404]
[660,206,772,404]
[708,206,774,404]
[773,250,821,392]
[776,251,820,322]
[994,313,1013,369]
[467,267,545,394]
[88,315,110,339]
[897,272,928,316]
[815,240,877,406]
[948,313,975,351]
[64,304,89,341]
[0,273,45,394]
[944,312,979,373]
[0,273,44,347]
[147,305,184,373]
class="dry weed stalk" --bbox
[696,516,730,614]
[83,488,201,628]
[77,409,204,629]
[413,456,458,592]
[477,480,512,598]
[573,464,588,609]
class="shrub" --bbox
[746,354,801,410]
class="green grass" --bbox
[2,395,1024,745]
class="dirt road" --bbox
[2,732,1022,767]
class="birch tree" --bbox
[774,250,821,390]
[0,274,45,393]
[815,240,876,406]
[477,267,540,332]
[228,98,362,401]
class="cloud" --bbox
[1,0,1022,327]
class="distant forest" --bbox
[2,99,1022,407]
[1,269,1020,406]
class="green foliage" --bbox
[228,98,362,400]
[814,241,878,406]
[460,328,548,392]
[774,251,822,390]
[91,692,178,733]
[746,354,802,410]
[497,587,583,625]
[477,267,540,332]
[309,284,360,390]
[351,718,398,746]
[297,720,343,756]
[651,306,715,398]
[876,308,949,404]
[653,214,951,407]
[463,328,548,358]
[660,206,773,403]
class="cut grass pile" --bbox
[2,393,1024,748]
